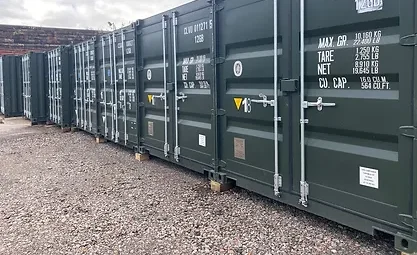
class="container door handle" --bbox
[176,92,187,102]
[152,93,166,105]
[250,93,274,107]
[303,97,335,111]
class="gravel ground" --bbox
[0,122,397,255]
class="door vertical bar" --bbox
[47,52,52,122]
[299,0,309,207]
[52,50,56,123]
[81,44,87,129]
[121,30,127,145]
[77,45,83,128]
[172,12,180,162]
[87,43,92,131]
[74,47,79,127]
[162,15,169,157]
[108,35,114,140]
[22,56,25,117]
[56,49,60,123]
[273,0,282,196]
[113,32,119,142]
[102,38,108,137]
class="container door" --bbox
[168,4,215,169]
[76,41,98,133]
[84,43,93,132]
[0,57,4,114]
[48,48,61,124]
[22,55,31,119]
[139,16,171,158]
[293,0,414,235]
[217,0,289,193]
[115,27,137,147]
[75,44,89,131]
[99,34,118,141]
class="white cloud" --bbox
[0,0,192,29]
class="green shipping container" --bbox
[0,56,23,117]
[22,52,48,124]
[47,46,73,128]
[73,38,99,134]
[135,0,417,253]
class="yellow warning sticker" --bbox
[148,95,153,103]
[234,98,243,110]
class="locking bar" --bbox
[108,35,115,139]
[303,97,336,111]
[74,47,79,126]
[173,12,181,162]
[162,15,169,157]
[86,43,92,131]
[101,37,108,137]
[121,29,127,145]
[299,0,308,207]
[112,32,119,143]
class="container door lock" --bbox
[303,97,335,111]
[250,93,275,107]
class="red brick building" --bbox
[0,24,104,55]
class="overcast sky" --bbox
[0,0,192,30]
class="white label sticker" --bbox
[234,61,243,77]
[359,166,379,189]
[355,0,383,14]
[147,69,152,80]
[199,134,206,147]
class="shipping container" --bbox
[137,1,214,173]
[97,25,138,148]
[22,52,48,124]
[73,38,99,134]
[215,0,415,254]
[134,0,417,254]
[47,46,73,128]
[0,55,23,117]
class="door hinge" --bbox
[400,34,417,46]
[399,214,414,228]
[400,126,417,138]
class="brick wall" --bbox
[0,24,104,55]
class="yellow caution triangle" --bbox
[148,95,153,103]
[234,98,243,110]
